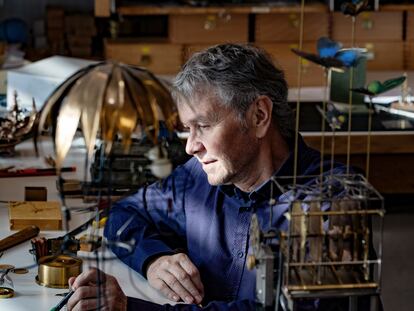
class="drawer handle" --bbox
[289,14,300,29]
[204,15,217,30]
[365,43,375,60]
[138,54,152,66]
[204,12,231,30]
[361,13,373,30]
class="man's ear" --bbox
[252,95,273,138]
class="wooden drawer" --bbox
[406,12,414,41]
[405,41,414,69]
[169,14,248,44]
[350,41,404,70]
[258,43,325,87]
[255,13,329,43]
[332,12,402,42]
[104,40,183,75]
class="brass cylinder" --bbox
[36,255,82,288]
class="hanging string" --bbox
[293,0,306,186]
[320,68,332,184]
[365,96,374,180]
[346,16,357,174]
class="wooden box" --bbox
[169,14,248,44]
[9,201,62,231]
[255,13,329,43]
[105,40,183,75]
[259,43,325,87]
[332,12,403,42]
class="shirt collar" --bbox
[219,134,315,202]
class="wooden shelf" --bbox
[380,4,414,11]
[117,3,328,16]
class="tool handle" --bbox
[0,225,40,252]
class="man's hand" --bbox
[67,268,127,311]
[147,253,204,304]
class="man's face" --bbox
[178,97,259,187]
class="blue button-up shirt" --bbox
[104,136,348,310]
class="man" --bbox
[67,44,348,311]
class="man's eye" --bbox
[198,125,210,129]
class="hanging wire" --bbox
[346,16,357,174]
[365,96,374,181]
[320,68,332,184]
[293,0,306,187]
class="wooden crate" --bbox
[255,13,329,43]
[105,40,183,75]
[332,12,403,42]
[9,201,62,231]
[169,14,248,44]
[258,43,325,87]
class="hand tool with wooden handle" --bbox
[0,225,40,253]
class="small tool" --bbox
[49,289,74,311]
[0,226,40,253]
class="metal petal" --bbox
[54,78,84,169]
[122,69,154,136]
[79,66,110,160]
[117,85,138,152]
[38,65,94,134]
[101,64,124,153]
[123,67,159,141]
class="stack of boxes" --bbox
[65,15,96,58]
[46,7,66,55]
[46,7,96,58]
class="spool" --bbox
[36,255,82,288]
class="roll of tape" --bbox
[36,255,82,288]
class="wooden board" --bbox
[8,201,62,231]
[116,4,327,16]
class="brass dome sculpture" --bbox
[38,61,178,174]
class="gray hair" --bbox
[172,43,293,139]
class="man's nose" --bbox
[185,132,203,155]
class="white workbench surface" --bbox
[0,137,171,311]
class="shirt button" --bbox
[237,251,244,258]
